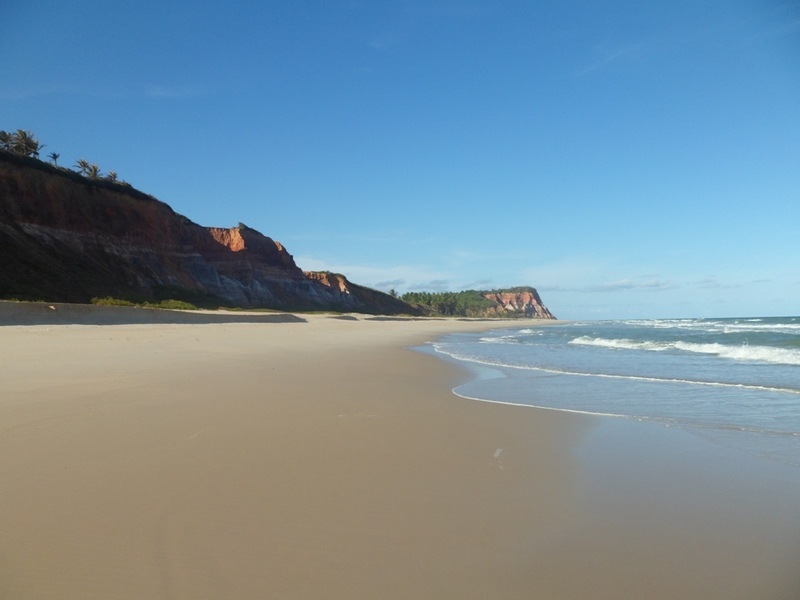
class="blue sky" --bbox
[2,1,798,319]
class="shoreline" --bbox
[0,299,564,328]
[1,308,798,598]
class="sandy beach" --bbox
[1,304,798,599]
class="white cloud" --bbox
[294,256,450,293]
[576,42,645,76]
[413,279,452,292]
[582,278,675,293]
[374,278,406,289]
[522,259,678,294]
[1,82,202,101]
[367,32,405,49]
[690,276,746,290]
[521,258,607,289]
[143,84,201,98]
[755,17,800,40]
[0,84,62,100]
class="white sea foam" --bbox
[719,323,800,335]
[570,336,800,366]
[675,342,800,365]
[432,318,800,465]
[623,318,800,336]
[478,335,520,344]
[516,328,544,335]
[569,336,671,352]
[431,343,800,395]
[450,387,635,420]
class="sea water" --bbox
[430,317,800,467]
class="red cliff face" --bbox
[206,227,294,269]
[483,289,556,319]
[0,153,416,314]
[208,227,248,252]
[304,271,349,292]
[203,226,304,279]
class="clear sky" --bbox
[2,1,798,319]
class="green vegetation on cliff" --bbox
[1,128,132,189]
[400,290,497,317]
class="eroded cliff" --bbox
[0,152,418,314]
[482,288,556,319]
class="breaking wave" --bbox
[569,336,800,366]
[622,318,800,336]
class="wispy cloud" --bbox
[752,14,800,41]
[582,278,675,293]
[692,277,724,289]
[374,278,406,289]
[283,230,419,245]
[294,255,450,292]
[367,32,405,49]
[373,277,490,294]
[143,84,202,99]
[447,248,533,265]
[535,272,676,294]
[521,258,608,289]
[576,42,645,76]
[689,276,756,290]
[0,84,70,100]
[460,278,494,289]
[414,279,452,292]
[540,280,674,293]
[1,82,203,101]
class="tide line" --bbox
[434,347,800,396]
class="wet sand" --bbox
[1,305,798,598]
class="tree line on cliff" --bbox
[0,129,122,183]
[399,287,552,318]
[400,290,498,317]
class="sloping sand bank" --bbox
[1,308,798,598]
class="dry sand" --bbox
[1,304,798,599]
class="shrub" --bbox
[145,299,197,310]
[91,296,136,307]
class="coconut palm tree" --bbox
[86,163,101,179]
[0,130,12,151]
[11,129,43,158]
[48,151,60,166]
[105,170,118,182]
[74,158,91,176]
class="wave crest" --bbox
[570,336,800,366]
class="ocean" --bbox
[428,316,800,467]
